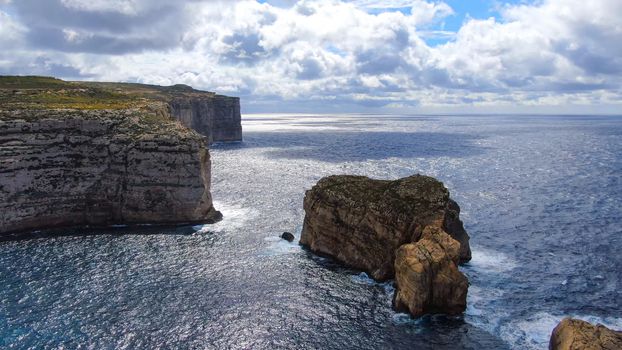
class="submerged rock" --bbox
[550,318,622,350]
[281,232,295,242]
[393,227,468,317]
[300,174,471,281]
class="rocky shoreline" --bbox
[1,77,619,348]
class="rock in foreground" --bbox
[550,318,622,350]
[300,174,471,281]
[300,174,470,318]
[393,227,468,317]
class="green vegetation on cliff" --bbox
[0,76,217,141]
[0,75,215,112]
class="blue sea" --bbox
[1,114,621,349]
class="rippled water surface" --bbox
[1,114,621,349]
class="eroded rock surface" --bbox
[300,174,471,281]
[393,227,468,317]
[550,318,622,350]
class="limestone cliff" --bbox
[0,76,225,235]
[90,82,242,143]
[168,94,241,143]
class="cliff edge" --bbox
[0,76,226,235]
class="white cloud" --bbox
[1,0,621,113]
[350,0,453,25]
[433,0,622,96]
[0,10,25,47]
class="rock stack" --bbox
[300,174,471,317]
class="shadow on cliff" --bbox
[214,130,488,162]
[0,224,204,242]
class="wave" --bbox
[193,201,258,234]
[465,247,518,273]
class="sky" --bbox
[0,0,621,114]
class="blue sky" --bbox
[260,0,526,45]
[0,0,620,114]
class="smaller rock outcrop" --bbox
[393,227,468,317]
[550,318,622,350]
[281,232,295,242]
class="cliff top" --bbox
[308,174,450,219]
[0,76,219,112]
[0,76,226,141]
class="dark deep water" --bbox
[1,114,621,349]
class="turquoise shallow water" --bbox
[1,114,621,349]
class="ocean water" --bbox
[1,114,621,349]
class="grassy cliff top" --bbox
[0,76,216,111]
[308,174,450,219]
[0,76,218,142]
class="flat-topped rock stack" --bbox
[300,174,471,317]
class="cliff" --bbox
[91,82,241,143]
[168,94,241,143]
[0,76,225,235]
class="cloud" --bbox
[433,0,622,94]
[8,0,218,54]
[0,9,25,47]
[0,0,620,113]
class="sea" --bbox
[1,114,621,349]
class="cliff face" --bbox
[168,95,241,143]
[393,226,468,317]
[0,110,221,235]
[0,77,224,235]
